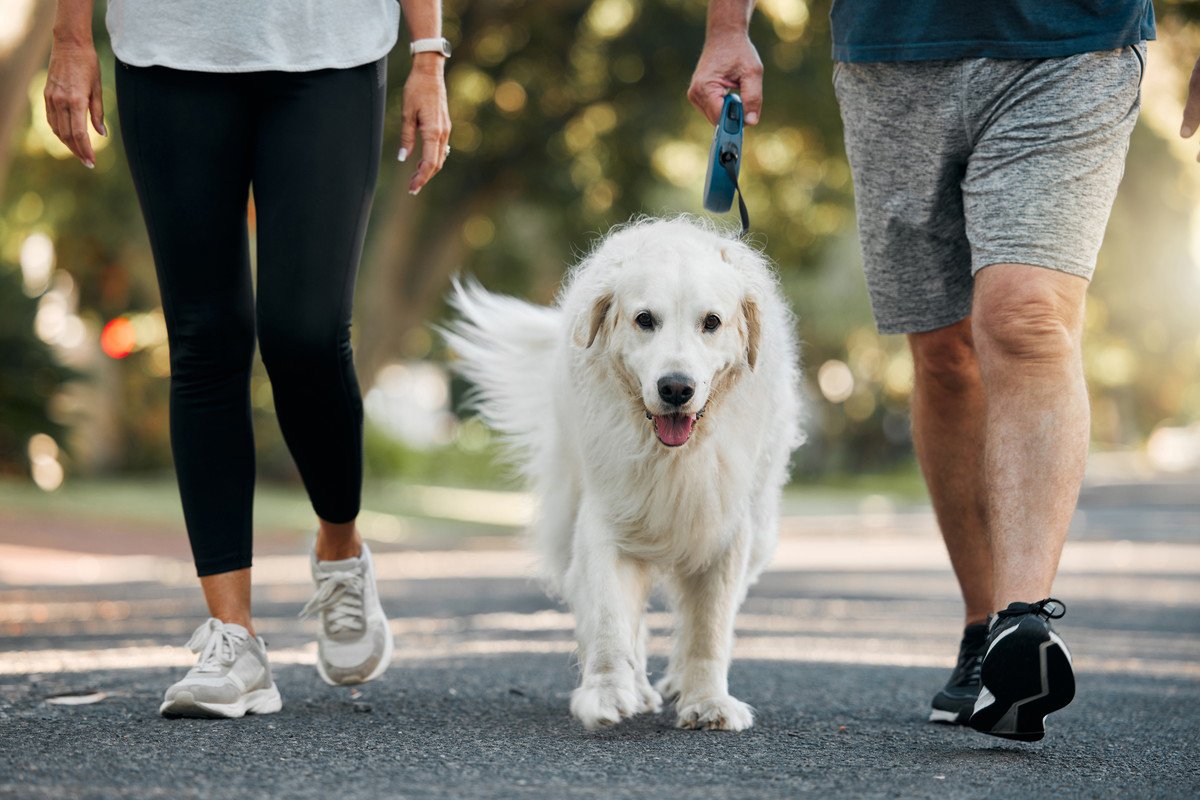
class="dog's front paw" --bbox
[654,673,682,702]
[570,679,641,730]
[635,675,663,714]
[675,694,755,732]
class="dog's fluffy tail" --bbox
[442,276,561,479]
[443,278,571,593]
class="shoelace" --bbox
[965,656,982,685]
[950,632,986,686]
[186,618,249,673]
[957,646,984,685]
[299,570,366,635]
[996,597,1067,621]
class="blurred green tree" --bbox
[360,0,854,377]
[0,268,78,474]
[1,0,1197,483]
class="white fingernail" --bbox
[398,148,409,162]
[409,188,420,196]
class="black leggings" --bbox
[116,58,385,576]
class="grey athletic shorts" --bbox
[833,44,1145,334]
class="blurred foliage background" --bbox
[2,0,1199,497]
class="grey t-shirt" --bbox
[106,0,401,72]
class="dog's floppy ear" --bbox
[741,295,761,370]
[722,243,765,370]
[573,292,613,349]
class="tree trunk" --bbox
[0,0,56,202]
[355,179,498,388]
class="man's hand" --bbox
[689,31,763,127]
[689,1,762,126]
[1183,55,1200,163]
[398,54,451,196]
[44,42,105,169]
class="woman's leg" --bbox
[199,570,254,634]
[251,60,392,687]
[251,59,386,552]
[116,62,259,629]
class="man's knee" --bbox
[908,321,979,394]
[972,265,1086,368]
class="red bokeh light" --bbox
[100,317,137,359]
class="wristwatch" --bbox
[410,37,452,58]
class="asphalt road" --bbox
[1,478,1198,799]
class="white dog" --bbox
[444,217,803,731]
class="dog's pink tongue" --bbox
[653,414,695,447]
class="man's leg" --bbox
[909,269,1085,615]
[910,319,997,725]
[962,263,1086,740]
[907,319,992,626]
[971,264,1089,607]
[955,45,1140,740]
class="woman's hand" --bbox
[45,39,106,169]
[398,53,451,195]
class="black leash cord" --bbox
[720,150,750,238]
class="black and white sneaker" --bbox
[968,598,1075,742]
[929,622,988,724]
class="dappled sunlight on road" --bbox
[4,623,1197,680]
[3,531,1198,587]
[4,476,1199,697]
[2,529,1197,682]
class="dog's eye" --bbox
[635,311,655,331]
[703,314,721,332]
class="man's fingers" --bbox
[688,80,724,126]
[1182,57,1200,139]
[740,67,764,126]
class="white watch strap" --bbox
[410,37,451,57]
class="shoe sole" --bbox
[316,619,395,687]
[968,619,1075,742]
[159,685,282,719]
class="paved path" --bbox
[1,478,1198,798]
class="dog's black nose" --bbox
[657,374,695,407]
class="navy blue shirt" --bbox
[831,1,1156,62]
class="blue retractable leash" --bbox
[702,92,750,237]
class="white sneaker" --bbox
[300,541,393,686]
[160,618,282,718]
